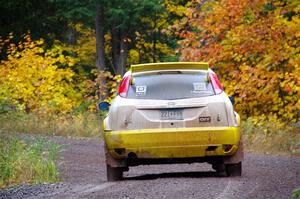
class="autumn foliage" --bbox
[0,34,79,114]
[177,0,300,123]
[0,34,120,115]
[0,0,299,125]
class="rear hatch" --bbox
[112,71,229,131]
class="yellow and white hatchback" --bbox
[99,62,243,181]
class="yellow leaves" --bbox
[128,49,140,64]
[36,39,44,45]
[66,23,96,67]
[164,0,189,17]
[0,34,83,115]
[233,54,243,62]
[223,59,299,122]
[58,55,66,64]
[113,75,121,82]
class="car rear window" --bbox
[127,72,215,100]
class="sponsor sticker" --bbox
[191,82,207,93]
[193,82,206,91]
[199,116,211,123]
[136,85,147,96]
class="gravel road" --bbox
[1,137,299,199]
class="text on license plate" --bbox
[160,109,183,120]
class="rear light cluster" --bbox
[209,71,223,94]
[118,74,131,98]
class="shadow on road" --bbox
[125,171,218,180]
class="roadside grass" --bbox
[0,133,60,188]
[241,117,300,156]
[0,112,102,138]
[291,187,300,199]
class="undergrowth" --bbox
[241,116,300,156]
[0,133,60,188]
[0,112,102,137]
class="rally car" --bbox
[99,62,243,181]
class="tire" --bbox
[106,164,123,181]
[213,163,227,177]
[226,162,242,177]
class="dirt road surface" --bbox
[1,137,299,199]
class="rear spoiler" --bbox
[130,62,209,73]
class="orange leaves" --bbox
[84,70,121,106]
[177,0,300,122]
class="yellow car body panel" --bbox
[104,126,240,159]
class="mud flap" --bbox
[104,145,127,168]
[223,141,244,164]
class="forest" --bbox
[0,0,299,188]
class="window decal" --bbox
[136,85,147,96]
[191,82,207,93]
[193,83,206,91]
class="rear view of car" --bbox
[100,62,243,181]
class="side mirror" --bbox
[98,101,110,111]
[229,96,235,105]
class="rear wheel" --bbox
[225,162,242,177]
[106,164,123,181]
[212,163,227,177]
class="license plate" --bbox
[160,109,183,120]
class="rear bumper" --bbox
[104,127,240,159]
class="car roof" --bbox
[130,62,209,73]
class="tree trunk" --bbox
[95,3,107,101]
[111,26,121,74]
[153,12,157,63]
[95,4,106,71]
[118,35,129,75]
[66,26,77,45]
[111,28,129,75]
[153,31,157,63]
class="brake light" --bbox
[209,71,223,94]
[118,75,131,98]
